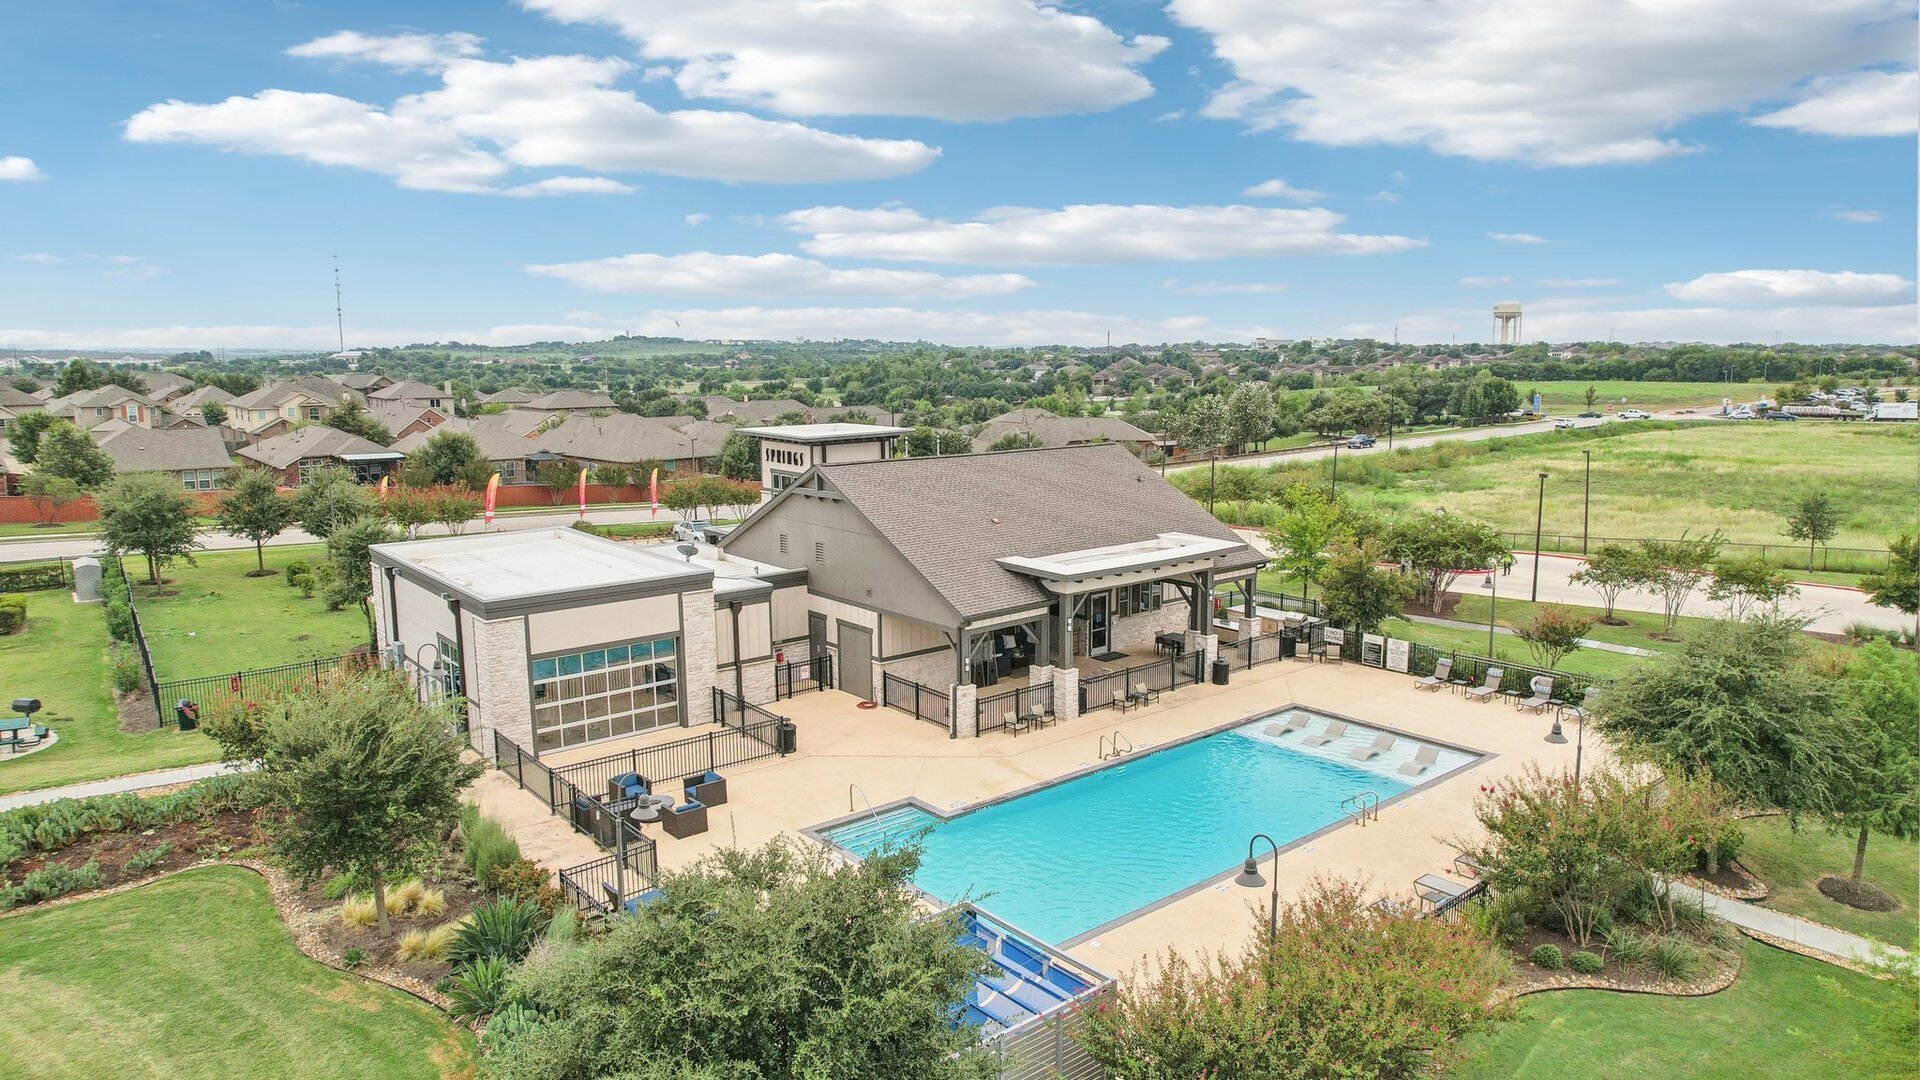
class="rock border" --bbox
[1494,948,1741,1003]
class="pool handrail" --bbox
[1098,730,1134,761]
[1341,790,1380,826]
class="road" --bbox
[0,504,683,563]
[1167,416,1578,473]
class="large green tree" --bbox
[1383,511,1510,615]
[1316,538,1414,634]
[20,472,81,526]
[253,672,481,930]
[1860,533,1918,636]
[485,839,998,1080]
[1706,556,1794,621]
[5,410,57,465]
[1567,543,1647,624]
[1264,498,1341,604]
[324,515,398,646]
[216,466,296,574]
[1825,642,1920,891]
[98,472,201,584]
[53,359,107,397]
[399,429,491,489]
[293,464,382,539]
[31,420,114,489]
[715,429,759,480]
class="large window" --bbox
[529,635,679,752]
[179,469,221,491]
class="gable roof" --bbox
[525,389,616,411]
[976,408,1154,449]
[69,384,157,410]
[368,380,444,402]
[229,376,358,410]
[701,396,813,423]
[235,424,396,469]
[92,422,232,473]
[172,385,235,410]
[481,386,536,404]
[0,387,44,410]
[330,372,392,391]
[365,400,446,431]
[739,443,1261,620]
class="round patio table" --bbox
[628,795,675,822]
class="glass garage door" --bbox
[529,636,680,753]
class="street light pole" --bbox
[1530,471,1548,602]
[1545,710,1585,785]
[1235,832,1282,944]
[1329,441,1341,500]
[1488,568,1498,656]
[1581,450,1591,555]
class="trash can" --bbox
[174,700,200,731]
[1279,629,1299,659]
[776,720,797,755]
[1211,659,1230,686]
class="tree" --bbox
[1567,544,1645,625]
[1384,511,1510,615]
[533,459,578,505]
[1783,493,1842,570]
[715,429,759,480]
[1706,556,1794,620]
[1583,385,1599,410]
[321,399,392,446]
[253,672,481,931]
[1223,383,1274,452]
[1171,394,1228,456]
[1452,372,1520,423]
[98,472,201,584]
[1860,533,1919,635]
[199,401,228,427]
[1513,604,1596,670]
[294,464,381,539]
[904,425,970,456]
[216,466,296,575]
[1635,533,1724,637]
[6,410,56,465]
[1264,498,1340,604]
[53,359,107,397]
[399,430,491,489]
[32,420,114,489]
[587,462,630,489]
[486,838,998,1080]
[383,488,436,539]
[20,472,81,526]
[1824,642,1919,896]
[429,489,482,535]
[986,431,1044,452]
[1316,538,1414,634]
[324,515,397,645]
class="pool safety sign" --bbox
[1385,638,1410,672]
[1361,633,1385,667]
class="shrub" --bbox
[0,594,26,635]
[486,858,562,916]
[110,644,142,693]
[284,560,310,586]
[445,956,513,1020]
[292,572,315,598]
[0,860,104,909]
[342,947,367,970]
[450,897,549,969]
[1603,927,1652,970]
[411,888,447,920]
[0,774,260,877]
[396,923,458,964]
[1650,935,1704,979]
[0,561,69,592]
[544,907,581,947]
[459,805,522,883]
[104,597,134,643]
[126,841,172,872]
[340,895,379,929]
[1569,950,1604,975]
[388,878,428,916]
[1530,943,1565,970]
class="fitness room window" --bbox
[528,635,680,753]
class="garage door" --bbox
[838,622,873,701]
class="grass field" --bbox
[0,589,217,797]
[1450,940,1915,1079]
[1738,816,1918,950]
[0,866,475,1080]
[1255,422,1915,557]
[133,546,369,679]
[1522,379,1776,415]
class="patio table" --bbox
[627,794,675,822]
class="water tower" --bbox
[1492,302,1523,345]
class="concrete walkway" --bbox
[0,761,244,811]
[1669,880,1907,968]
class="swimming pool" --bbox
[819,709,1480,944]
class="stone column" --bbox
[951,682,978,738]
[1051,666,1080,724]
[473,616,531,755]
[680,588,717,726]
[1199,633,1220,668]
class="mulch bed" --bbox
[8,808,261,887]
[1684,859,1768,901]
[1817,876,1899,912]
[1496,926,1741,1002]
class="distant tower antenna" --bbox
[332,256,345,355]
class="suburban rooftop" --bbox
[371,528,711,603]
[735,422,911,443]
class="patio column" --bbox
[1051,665,1080,724]
[1056,597,1075,670]
[952,682,978,738]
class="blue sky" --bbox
[1,0,1914,349]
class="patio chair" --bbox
[1132,682,1161,706]
[1031,707,1056,729]
[1414,657,1453,692]
[1414,873,1467,910]
[1398,745,1440,776]
[609,772,649,802]
[1464,668,1504,703]
[1004,710,1028,736]
[682,769,727,807]
[1558,687,1599,722]
[1349,733,1395,762]
[1263,714,1309,739]
[1112,690,1138,714]
[1303,720,1348,747]
[1515,676,1555,713]
[659,798,709,839]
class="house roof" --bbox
[235,424,397,469]
[975,408,1153,449]
[330,373,392,391]
[368,380,444,401]
[736,422,909,444]
[173,385,234,409]
[481,386,536,404]
[68,384,157,410]
[539,413,731,464]
[701,396,811,423]
[92,421,233,473]
[365,400,446,431]
[371,528,713,618]
[743,443,1261,620]
[137,371,194,400]
[230,376,357,410]
[524,389,616,411]
[0,387,44,410]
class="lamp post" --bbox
[1545,709,1585,784]
[1580,450,1592,555]
[1487,567,1498,656]
[1530,471,1548,602]
[1235,832,1282,943]
[1329,441,1341,500]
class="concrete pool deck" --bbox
[472,656,1597,977]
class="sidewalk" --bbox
[1669,880,1907,968]
[0,761,244,812]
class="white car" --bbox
[1618,409,1651,420]
[1553,417,1577,430]
[1728,408,1756,420]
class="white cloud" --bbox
[684,212,709,226]
[1241,178,1325,202]
[1488,231,1549,244]
[10,252,64,264]
[1154,109,1187,123]
[1749,69,1918,136]
[0,156,45,181]
[503,176,636,197]
[1368,190,1402,203]
[286,30,484,72]
[1539,277,1624,287]
[526,251,1035,299]
[1167,280,1289,295]
[125,54,938,192]
[1665,269,1913,306]
[621,305,1238,346]
[1827,207,1884,223]
[1458,275,1513,286]
[777,203,1423,264]
[520,0,1166,121]
[1168,0,1912,165]
[1521,300,1918,345]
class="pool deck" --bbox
[470,656,1597,978]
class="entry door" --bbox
[839,623,874,701]
[808,612,828,659]
[1087,593,1111,654]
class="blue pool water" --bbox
[823,713,1468,943]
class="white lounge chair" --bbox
[1414,657,1452,692]
[1399,745,1440,776]
[1516,675,1555,712]
[1349,733,1395,761]
[1112,690,1137,714]
[1464,669,1504,703]
[1263,714,1309,739]
[1303,720,1348,747]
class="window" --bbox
[255,409,269,421]
[295,458,327,486]
[770,471,797,492]
[178,469,220,491]
[529,635,680,752]
[1116,582,1162,617]
[500,460,517,482]
[306,406,322,420]
[436,634,463,696]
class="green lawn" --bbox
[0,866,475,1080]
[1450,941,1916,1079]
[0,589,217,797]
[132,546,370,679]
[1524,379,1774,415]
[1738,816,1919,950]
[0,521,99,538]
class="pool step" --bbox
[828,805,937,853]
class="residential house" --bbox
[369,380,453,413]
[134,371,195,403]
[537,413,734,478]
[523,389,617,414]
[236,424,402,485]
[172,384,235,415]
[225,377,361,438]
[480,386,537,406]
[0,387,44,435]
[48,385,162,430]
[330,372,394,395]
[972,408,1154,451]
[90,420,233,490]
[366,400,450,442]
[699,396,812,424]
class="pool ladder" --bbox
[1341,790,1380,827]
[848,784,878,822]
[1098,731,1134,761]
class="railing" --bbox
[0,557,73,592]
[1341,791,1380,827]
[1251,591,1324,619]
[1218,630,1289,670]
[154,653,370,727]
[773,653,833,699]
[1080,652,1204,714]
[881,672,951,733]
[1494,530,1887,572]
[1428,878,1489,920]
[1098,731,1133,761]
[1404,642,1598,701]
[543,698,789,806]
[555,842,659,918]
[976,681,1053,735]
[492,731,662,916]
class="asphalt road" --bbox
[1165,416,1582,473]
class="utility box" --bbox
[72,557,102,603]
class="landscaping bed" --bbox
[1499,924,1740,1000]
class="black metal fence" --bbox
[541,699,788,806]
[493,731,663,916]
[557,850,660,917]
[773,654,833,699]
[975,680,1054,735]
[1251,591,1324,619]
[1495,530,1886,573]
[881,672,951,733]
[1080,652,1205,714]
[1403,642,1597,701]
[0,558,73,592]
[154,653,369,727]
[1219,630,1288,669]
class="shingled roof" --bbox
[788,443,1262,619]
[975,408,1154,449]
[92,422,232,473]
[236,425,396,469]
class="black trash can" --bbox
[777,720,797,755]
[174,700,200,731]
[1211,658,1230,686]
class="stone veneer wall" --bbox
[679,588,717,726]
[1110,596,1191,654]
[874,648,955,694]
[472,616,532,754]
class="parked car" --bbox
[1577,411,1602,419]
[671,519,713,543]
[1553,417,1577,429]
[1728,408,1756,420]
[1618,409,1651,420]
[1346,434,1376,448]
[1765,412,1798,421]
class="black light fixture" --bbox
[1530,471,1549,602]
[1236,833,1282,943]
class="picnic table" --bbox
[0,716,44,753]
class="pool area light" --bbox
[1237,832,1281,943]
